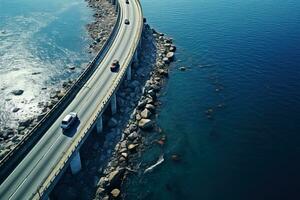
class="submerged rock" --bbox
[11,89,24,96]
[12,108,20,113]
[171,154,181,162]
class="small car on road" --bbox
[125,0,129,4]
[125,19,130,25]
[61,112,78,130]
[110,59,120,72]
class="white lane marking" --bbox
[8,132,64,200]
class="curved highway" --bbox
[0,0,143,199]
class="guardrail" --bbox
[0,2,122,184]
[31,0,143,198]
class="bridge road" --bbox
[0,0,142,199]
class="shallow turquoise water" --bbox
[124,0,300,199]
[0,0,92,127]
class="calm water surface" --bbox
[125,0,300,199]
[0,0,92,128]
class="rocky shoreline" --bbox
[94,24,176,199]
[51,19,176,199]
[0,0,116,160]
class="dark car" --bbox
[125,19,130,25]
[125,0,129,4]
[110,59,120,72]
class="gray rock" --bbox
[179,66,186,71]
[147,89,156,98]
[97,177,109,188]
[146,96,154,104]
[17,126,26,132]
[107,168,125,187]
[12,108,20,113]
[111,188,120,198]
[169,45,176,52]
[135,113,142,121]
[128,123,138,132]
[166,52,175,61]
[57,91,65,99]
[128,131,138,141]
[119,148,127,153]
[145,104,156,112]
[137,99,147,109]
[128,143,139,150]
[138,119,154,129]
[140,108,151,119]
[96,187,105,196]
[50,91,57,99]
[11,89,24,96]
[164,43,171,48]
[158,69,169,77]
[120,140,127,149]
[102,195,109,200]
[19,118,33,128]
[37,113,46,121]
[163,57,170,64]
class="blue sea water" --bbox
[0,0,92,127]
[124,0,300,199]
[1,0,300,199]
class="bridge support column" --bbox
[41,194,50,200]
[134,51,138,63]
[111,93,117,115]
[70,150,81,175]
[127,64,132,80]
[138,39,142,51]
[115,2,119,12]
[96,115,103,133]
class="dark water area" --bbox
[124,0,300,200]
[0,0,92,128]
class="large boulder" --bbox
[145,104,156,112]
[11,89,24,96]
[128,144,139,150]
[128,131,138,141]
[163,57,170,64]
[140,108,151,119]
[19,118,33,128]
[107,168,125,187]
[138,119,154,129]
[111,188,120,198]
[166,52,175,61]
[170,45,177,52]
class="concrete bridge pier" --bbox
[134,50,138,63]
[41,194,50,200]
[115,2,119,12]
[96,115,103,133]
[70,150,82,175]
[111,93,117,115]
[127,64,132,80]
[138,39,142,51]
